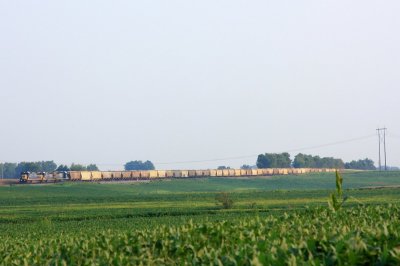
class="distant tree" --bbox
[293,153,344,169]
[344,158,376,170]
[86,164,99,171]
[240,164,252,169]
[0,163,17,178]
[124,160,155,171]
[142,160,155,170]
[277,152,291,168]
[39,161,57,172]
[256,154,272,168]
[293,153,306,168]
[15,162,41,174]
[70,163,87,171]
[56,164,70,171]
[14,161,58,175]
[256,153,291,168]
[217,166,230,170]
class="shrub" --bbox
[215,192,234,209]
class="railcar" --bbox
[131,171,140,180]
[148,170,158,179]
[157,170,167,178]
[102,171,113,180]
[90,171,101,180]
[140,170,150,179]
[209,170,217,177]
[121,171,131,179]
[113,172,122,179]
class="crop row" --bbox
[1,205,400,265]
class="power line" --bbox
[154,134,376,165]
[285,134,376,153]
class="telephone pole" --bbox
[377,129,381,171]
[383,128,387,171]
[376,128,387,171]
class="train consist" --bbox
[19,168,336,183]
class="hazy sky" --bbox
[1,1,399,170]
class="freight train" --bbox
[19,168,336,183]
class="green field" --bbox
[1,171,400,265]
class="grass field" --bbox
[1,171,400,264]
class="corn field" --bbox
[1,205,400,265]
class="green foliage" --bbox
[86,164,99,171]
[256,152,291,168]
[215,192,234,209]
[15,161,57,175]
[1,161,58,178]
[124,160,155,170]
[70,163,87,171]
[40,161,58,172]
[328,171,348,211]
[293,153,344,168]
[68,163,99,171]
[56,164,70,171]
[0,163,17,178]
[345,158,376,170]
[217,165,230,170]
[1,206,400,265]
[15,162,40,173]
[240,164,252,169]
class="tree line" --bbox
[0,160,157,178]
[256,153,376,170]
[344,159,376,170]
[0,161,99,178]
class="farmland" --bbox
[1,171,400,264]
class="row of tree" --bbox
[0,161,99,178]
[293,153,344,169]
[56,163,99,171]
[0,160,157,178]
[256,153,376,170]
[344,159,376,170]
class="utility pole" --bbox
[383,128,387,171]
[376,128,387,171]
[377,128,381,171]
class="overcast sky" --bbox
[0,1,399,170]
